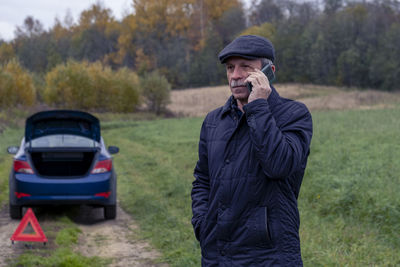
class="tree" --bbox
[131,0,243,87]
[214,6,247,44]
[14,16,45,38]
[324,0,343,14]
[249,0,284,25]
[0,59,36,108]
[13,16,51,73]
[141,71,171,115]
[114,14,137,67]
[0,42,15,64]
[133,0,192,39]
[49,16,74,62]
[70,3,120,65]
[373,23,400,90]
[240,22,276,41]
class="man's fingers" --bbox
[245,75,257,85]
[246,72,264,84]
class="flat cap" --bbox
[218,35,275,63]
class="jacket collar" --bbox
[221,85,280,118]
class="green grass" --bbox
[1,106,399,266]
[300,108,400,266]
[0,127,23,205]
[101,107,400,266]
[101,118,202,266]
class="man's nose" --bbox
[231,67,245,79]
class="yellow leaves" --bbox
[240,22,276,42]
[44,60,141,112]
[0,42,15,64]
[203,0,240,20]
[0,60,36,108]
[344,4,368,18]
[131,0,242,54]
[44,60,90,108]
[77,3,116,33]
[135,48,154,74]
[120,14,137,40]
[133,0,193,37]
[114,15,137,65]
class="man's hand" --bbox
[245,68,272,103]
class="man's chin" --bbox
[231,87,249,99]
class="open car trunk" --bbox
[29,148,98,177]
[24,110,102,177]
[25,110,101,143]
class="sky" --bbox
[0,0,258,42]
[0,0,133,41]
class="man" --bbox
[191,35,313,266]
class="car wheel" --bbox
[10,204,22,219]
[104,205,116,220]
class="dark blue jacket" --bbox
[191,86,313,266]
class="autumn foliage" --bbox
[44,61,141,112]
[0,60,36,108]
[0,0,399,112]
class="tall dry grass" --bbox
[168,83,400,117]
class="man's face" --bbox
[225,57,262,101]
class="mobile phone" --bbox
[247,63,275,92]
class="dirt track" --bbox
[74,204,167,267]
[0,204,20,267]
[0,204,167,266]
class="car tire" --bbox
[104,205,116,220]
[10,204,22,219]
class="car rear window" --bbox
[29,134,99,148]
[34,119,91,132]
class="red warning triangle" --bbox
[11,208,47,243]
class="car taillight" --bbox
[15,192,31,198]
[95,192,111,198]
[91,159,112,174]
[13,160,34,174]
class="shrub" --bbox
[140,71,171,115]
[109,67,141,112]
[86,62,113,110]
[0,59,36,108]
[44,60,141,112]
[44,60,92,109]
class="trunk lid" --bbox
[25,110,100,143]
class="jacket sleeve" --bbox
[244,98,313,179]
[191,119,210,241]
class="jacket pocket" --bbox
[248,206,273,248]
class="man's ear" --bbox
[271,65,276,72]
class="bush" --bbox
[140,71,171,115]
[44,60,141,112]
[108,67,141,113]
[44,60,92,109]
[0,59,36,108]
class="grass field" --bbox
[101,118,202,266]
[1,84,399,266]
[100,106,400,266]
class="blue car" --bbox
[7,110,119,220]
